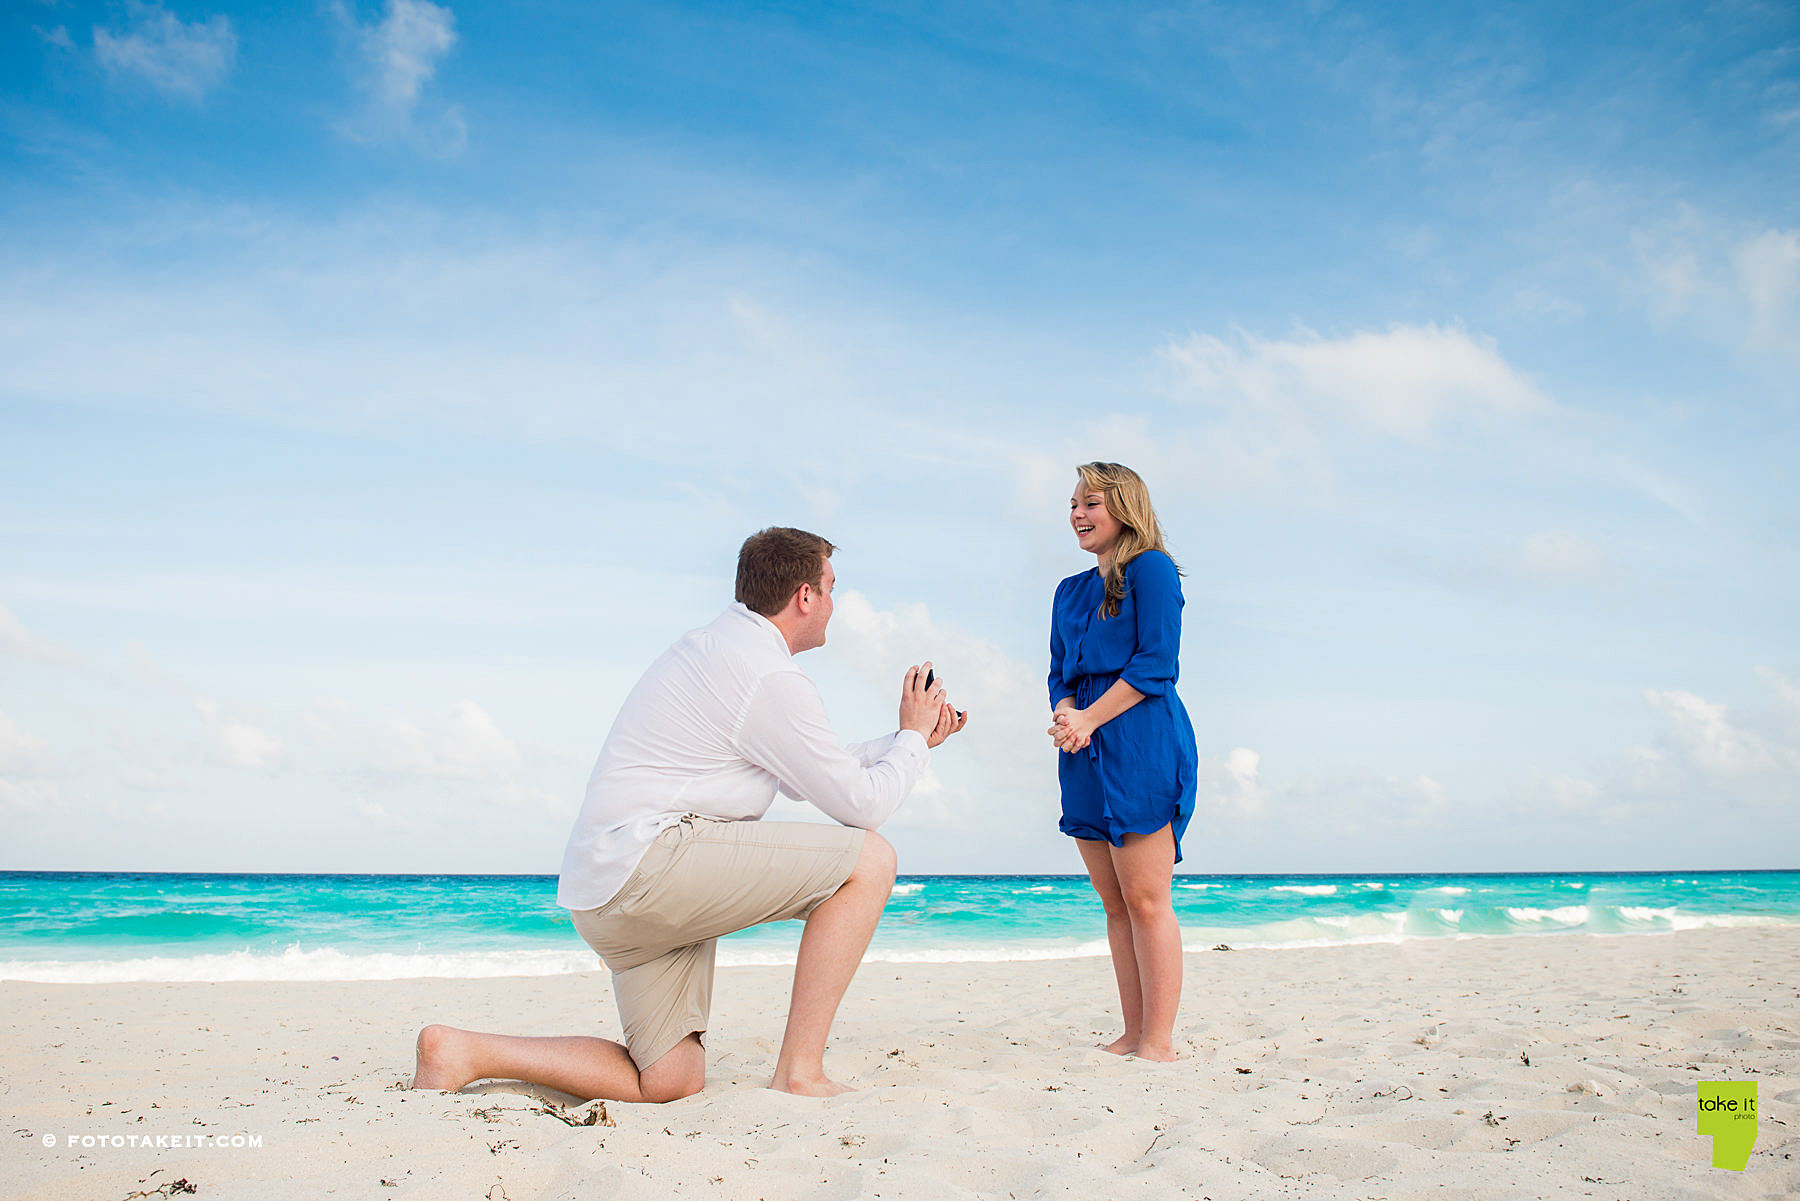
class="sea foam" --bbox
[3,908,1791,982]
[1503,905,1589,924]
[0,946,601,984]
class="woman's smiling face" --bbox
[1070,484,1123,559]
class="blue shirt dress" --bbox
[1048,549,1198,861]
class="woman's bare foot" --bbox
[1130,1041,1179,1063]
[411,1024,480,1091]
[1100,1033,1139,1056]
[769,1069,856,1098]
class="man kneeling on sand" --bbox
[413,527,967,1102]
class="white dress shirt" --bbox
[556,602,930,910]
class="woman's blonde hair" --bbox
[1074,461,1178,618]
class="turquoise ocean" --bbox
[3,870,1798,982]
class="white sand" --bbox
[5,927,1797,1200]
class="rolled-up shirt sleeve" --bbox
[1048,579,1075,708]
[1119,552,1183,697]
[734,670,928,828]
[846,731,903,767]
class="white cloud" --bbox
[1617,744,1668,795]
[1247,769,1452,839]
[0,709,58,824]
[1642,687,1786,778]
[1484,672,1800,828]
[1196,746,1265,816]
[194,697,285,769]
[1391,527,1619,595]
[0,780,56,817]
[1614,671,1800,809]
[1040,322,1554,509]
[1734,228,1800,352]
[0,711,52,778]
[1164,323,1547,440]
[0,602,80,665]
[1500,772,1632,825]
[357,698,522,780]
[1009,406,1336,508]
[1758,665,1800,728]
[829,591,1039,712]
[1634,213,1708,323]
[283,697,560,815]
[93,2,236,102]
[1509,286,1584,320]
[335,0,463,151]
[1535,773,1603,811]
[353,798,412,830]
[0,209,916,472]
[827,591,1025,708]
[1511,529,1614,587]
[1634,211,1800,367]
[820,592,1281,863]
[817,590,1055,846]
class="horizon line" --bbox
[3,867,1796,880]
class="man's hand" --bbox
[900,663,947,740]
[927,701,969,749]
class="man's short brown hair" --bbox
[736,527,837,616]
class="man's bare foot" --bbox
[769,1070,856,1098]
[1100,1034,1139,1056]
[1130,1043,1179,1063]
[411,1024,480,1091]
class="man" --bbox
[412,527,967,1102]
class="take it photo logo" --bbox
[1696,1081,1757,1171]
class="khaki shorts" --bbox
[569,815,865,1070]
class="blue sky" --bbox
[2,0,1796,874]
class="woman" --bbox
[1047,461,1197,1062]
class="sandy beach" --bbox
[6,926,1795,1200]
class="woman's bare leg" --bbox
[411,1027,705,1104]
[1109,825,1181,1061]
[1076,836,1142,1054]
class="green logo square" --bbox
[1696,1081,1757,1171]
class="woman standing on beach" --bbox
[1048,462,1198,1062]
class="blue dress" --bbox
[1048,550,1198,861]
